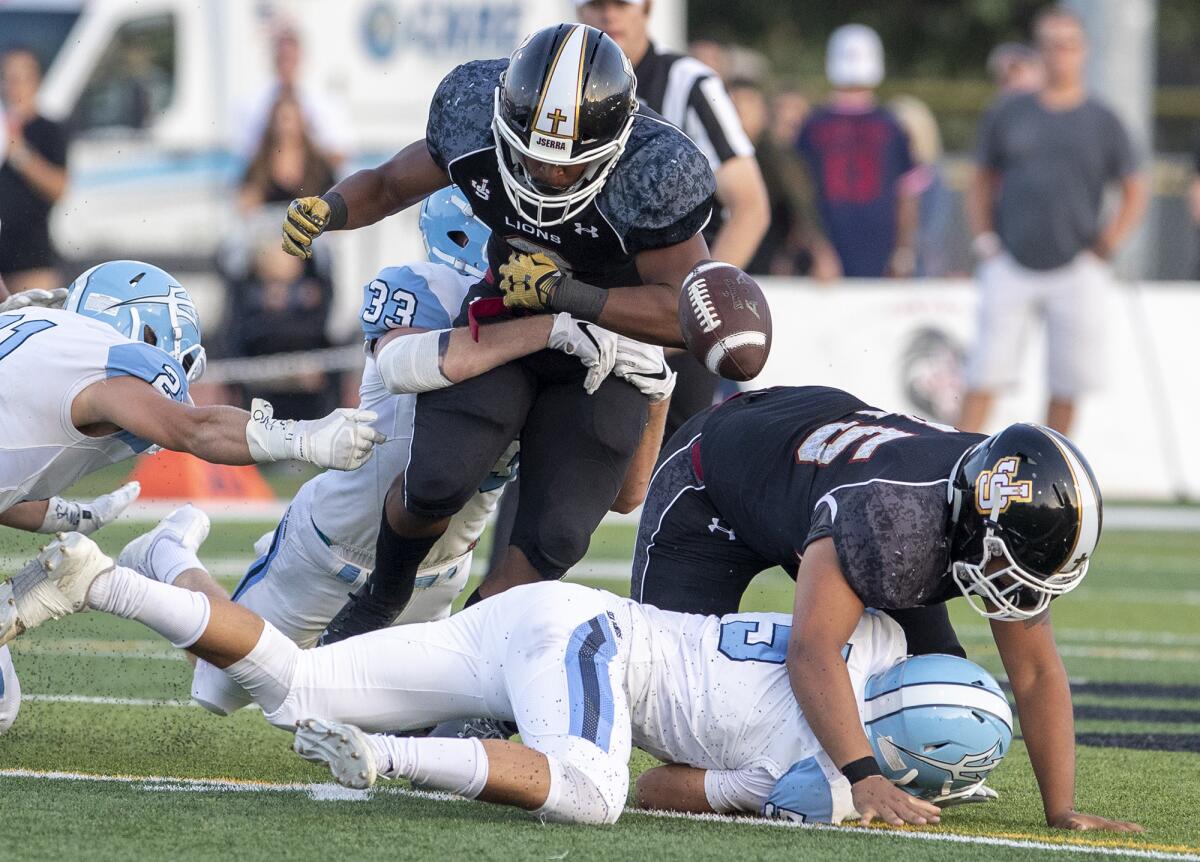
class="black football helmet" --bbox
[493,23,638,226]
[947,423,1102,620]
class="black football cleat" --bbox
[317,583,404,646]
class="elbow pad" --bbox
[375,330,452,394]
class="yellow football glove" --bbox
[282,196,331,259]
[498,252,563,312]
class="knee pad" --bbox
[0,647,21,735]
[191,658,254,717]
[532,735,628,825]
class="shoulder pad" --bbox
[105,341,189,403]
[426,59,507,170]
[360,264,458,339]
[763,757,856,824]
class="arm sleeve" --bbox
[703,767,781,814]
[360,266,454,340]
[685,75,755,167]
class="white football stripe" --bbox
[705,332,767,373]
[1045,429,1101,570]
[863,682,1014,729]
[530,24,586,158]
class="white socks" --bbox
[86,566,210,649]
[366,734,489,799]
[149,537,205,586]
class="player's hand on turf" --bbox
[0,287,68,313]
[38,481,141,534]
[245,398,385,470]
[499,251,562,311]
[1049,811,1145,833]
[851,775,941,827]
[282,196,331,259]
[613,337,676,403]
[548,313,618,395]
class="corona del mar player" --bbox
[632,385,1143,832]
[176,187,669,714]
[279,23,711,642]
[3,531,1014,827]
[0,261,384,733]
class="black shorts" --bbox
[632,411,964,656]
[404,348,648,580]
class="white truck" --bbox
[3,0,684,332]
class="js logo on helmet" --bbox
[976,456,1033,515]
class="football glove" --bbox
[0,287,69,314]
[613,337,676,403]
[37,482,141,535]
[499,251,563,312]
[245,399,385,470]
[547,313,618,395]
[282,196,331,259]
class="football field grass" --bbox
[1,515,1198,861]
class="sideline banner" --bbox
[753,278,1200,501]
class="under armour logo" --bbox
[975,456,1033,516]
[574,222,599,238]
[708,518,737,541]
[471,178,490,200]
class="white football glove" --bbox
[37,481,141,535]
[0,287,69,314]
[612,337,676,403]
[244,398,385,471]
[547,313,618,395]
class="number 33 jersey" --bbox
[698,386,986,609]
[0,307,190,512]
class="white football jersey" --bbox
[296,261,515,568]
[627,605,907,780]
[0,307,190,513]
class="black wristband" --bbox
[320,191,349,231]
[550,276,608,322]
[840,756,883,785]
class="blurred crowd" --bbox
[2,4,1199,434]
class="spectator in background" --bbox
[0,47,69,294]
[796,24,920,279]
[986,42,1043,96]
[222,222,336,420]
[576,0,769,441]
[236,26,349,172]
[239,94,337,214]
[960,6,1146,436]
[888,95,956,277]
[1189,141,1200,278]
[729,79,819,276]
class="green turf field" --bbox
[1,513,1198,860]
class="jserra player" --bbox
[633,385,1143,833]
[281,24,716,641]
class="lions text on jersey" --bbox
[0,307,189,513]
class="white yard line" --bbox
[1,768,1196,860]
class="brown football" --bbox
[677,261,772,381]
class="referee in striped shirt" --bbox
[579,0,770,439]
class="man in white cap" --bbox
[795,24,921,279]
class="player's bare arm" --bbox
[611,398,669,514]
[282,140,450,258]
[787,538,941,827]
[70,376,382,471]
[991,612,1144,832]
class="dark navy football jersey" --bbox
[426,59,716,302]
[698,386,985,609]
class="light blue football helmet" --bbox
[65,260,206,381]
[419,186,491,279]
[863,654,1013,802]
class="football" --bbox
[677,261,772,381]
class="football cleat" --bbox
[117,504,210,582]
[317,583,403,646]
[427,717,517,741]
[294,717,378,789]
[0,533,114,647]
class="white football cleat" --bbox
[293,717,378,789]
[117,504,210,582]
[0,532,114,647]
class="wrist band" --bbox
[321,191,349,231]
[551,277,608,322]
[840,756,883,785]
